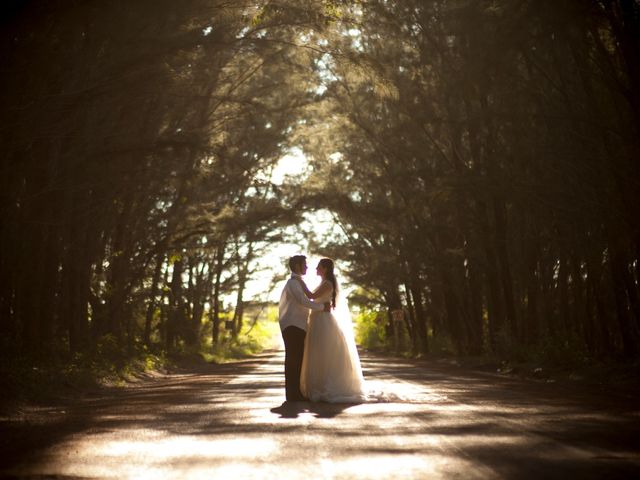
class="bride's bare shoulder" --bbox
[324,281,336,295]
[313,280,333,294]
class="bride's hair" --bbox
[319,258,338,308]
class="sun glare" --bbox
[232,148,350,305]
[271,147,308,185]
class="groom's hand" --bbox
[323,302,331,312]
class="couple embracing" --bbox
[278,255,366,403]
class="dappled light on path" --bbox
[2,351,639,479]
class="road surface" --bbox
[1,350,639,479]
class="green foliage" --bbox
[0,0,328,364]
[204,308,281,363]
[429,333,456,356]
[0,338,167,408]
[2,0,639,385]
[0,311,281,407]
[323,1,343,21]
[168,253,182,265]
[354,308,387,350]
[300,0,640,361]
[525,336,592,369]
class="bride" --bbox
[296,258,367,403]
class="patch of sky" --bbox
[329,152,343,163]
[315,53,338,83]
[236,26,250,39]
[299,32,311,43]
[252,146,309,187]
[242,209,352,303]
[270,147,309,185]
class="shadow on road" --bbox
[270,401,359,419]
[1,350,638,479]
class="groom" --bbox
[279,255,329,402]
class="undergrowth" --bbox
[353,308,640,382]
[201,314,281,364]
[0,314,281,409]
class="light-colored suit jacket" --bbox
[278,273,324,332]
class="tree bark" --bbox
[144,254,164,346]
[211,242,226,347]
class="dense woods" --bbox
[1,1,639,369]
[302,1,640,360]
[0,1,325,360]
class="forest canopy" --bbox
[1,0,639,365]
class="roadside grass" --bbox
[0,310,282,411]
[201,312,281,364]
[0,337,167,411]
[353,307,640,386]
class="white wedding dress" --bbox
[300,282,367,403]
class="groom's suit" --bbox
[278,273,324,401]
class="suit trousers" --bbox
[282,326,306,401]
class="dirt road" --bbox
[1,351,638,479]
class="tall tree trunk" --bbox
[144,254,164,346]
[608,239,639,357]
[477,201,505,351]
[211,242,226,347]
[403,283,419,354]
[466,256,484,354]
[558,250,570,339]
[493,197,518,341]
[524,238,540,346]
[410,284,429,354]
[439,268,465,354]
[167,256,184,351]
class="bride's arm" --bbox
[294,278,331,300]
[309,281,332,300]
